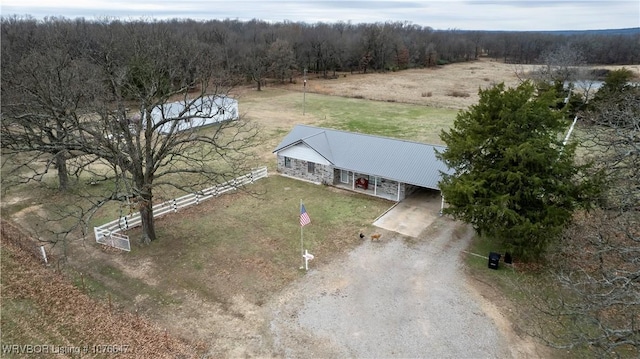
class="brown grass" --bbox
[446,90,471,98]
[1,220,203,358]
[283,58,524,110]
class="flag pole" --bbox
[300,199,304,269]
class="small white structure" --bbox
[151,95,238,134]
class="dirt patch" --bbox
[465,275,552,358]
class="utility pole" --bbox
[303,68,307,116]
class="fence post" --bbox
[40,245,48,264]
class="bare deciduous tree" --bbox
[2,19,259,246]
[1,19,102,191]
[77,22,259,244]
[267,39,297,83]
[521,84,640,357]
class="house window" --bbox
[308,162,315,173]
[340,169,349,183]
[284,157,292,168]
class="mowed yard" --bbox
[82,176,395,306]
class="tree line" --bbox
[2,16,638,85]
[1,16,636,249]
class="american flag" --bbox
[300,204,311,227]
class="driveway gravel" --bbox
[266,217,515,358]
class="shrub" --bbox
[421,91,433,97]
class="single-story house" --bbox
[150,95,238,134]
[273,125,452,201]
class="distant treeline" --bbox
[1,16,638,84]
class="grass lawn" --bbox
[67,175,393,312]
[240,88,458,145]
[12,89,450,343]
[314,96,456,144]
[0,237,199,358]
[4,87,457,237]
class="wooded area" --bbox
[2,17,638,82]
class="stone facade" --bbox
[377,177,401,200]
[278,155,417,201]
[277,155,333,184]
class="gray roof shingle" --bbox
[273,125,452,190]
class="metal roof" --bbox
[273,125,452,190]
[150,96,238,134]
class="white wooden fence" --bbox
[95,228,131,251]
[94,166,268,251]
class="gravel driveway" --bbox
[265,218,514,358]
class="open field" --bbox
[3,58,634,357]
[288,59,518,110]
[237,88,459,168]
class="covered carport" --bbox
[373,187,444,237]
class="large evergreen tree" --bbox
[437,82,599,260]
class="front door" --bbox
[340,169,349,184]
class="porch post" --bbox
[374,177,378,196]
[440,192,445,216]
[396,182,400,201]
[352,172,355,190]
